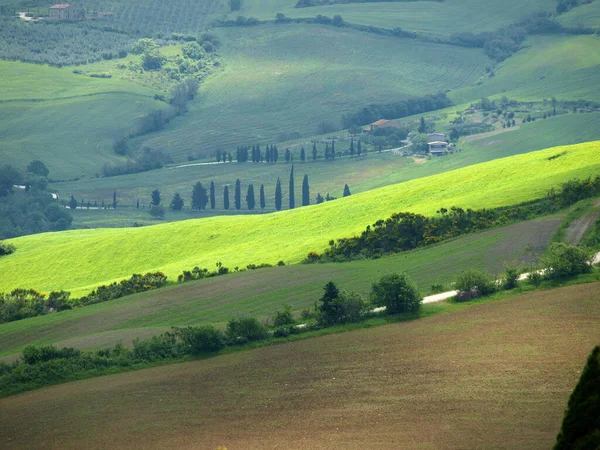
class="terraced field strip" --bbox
[1,282,598,449]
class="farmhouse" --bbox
[48,3,82,20]
[363,119,403,132]
[428,132,446,142]
[428,141,450,156]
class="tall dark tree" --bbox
[325,143,330,160]
[312,142,317,160]
[300,147,306,162]
[112,191,117,209]
[69,195,77,210]
[170,193,184,210]
[223,185,230,210]
[316,193,324,204]
[246,184,255,210]
[136,199,140,209]
[234,179,241,210]
[191,182,208,210]
[260,184,266,210]
[26,160,49,178]
[228,152,233,163]
[275,177,282,211]
[331,140,335,159]
[216,149,221,163]
[289,165,295,209]
[350,138,355,157]
[302,174,310,207]
[358,139,363,156]
[151,189,161,206]
[343,184,351,197]
[285,148,291,162]
[552,97,557,116]
[418,116,426,133]
[209,181,216,209]
[273,146,279,162]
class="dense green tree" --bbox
[317,281,341,326]
[312,142,317,160]
[112,191,117,209]
[350,138,355,157]
[300,147,306,162]
[554,346,600,450]
[285,148,291,162]
[370,273,421,314]
[209,181,216,209]
[26,160,49,178]
[289,165,295,209]
[170,193,184,210]
[234,179,241,210]
[343,184,351,197]
[260,184,266,210]
[223,185,230,210]
[418,116,427,133]
[228,153,233,163]
[1,165,24,195]
[331,140,336,159]
[151,189,161,206]
[275,177,282,211]
[246,184,255,210]
[69,195,77,210]
[357,139,362,156]
[191,182,208,210]
[136,199,140,209]
[149,205,165,219]
[302,174,310,207]
[316,193,324,204]
[216,149,221,163]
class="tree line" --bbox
[304,176,600,263]
[146,165,353,218]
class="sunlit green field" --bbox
[558,1,600,28]
[1,141,598,295]
[0,214,561,358]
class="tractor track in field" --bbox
[566,198,600,245]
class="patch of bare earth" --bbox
[463,125,521,143]
[1,283,599,449]
[566,198,600,245]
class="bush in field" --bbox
[554,346,600,450]
[173,326,226,354]
[226,316,268,343]
[455,269,498,297]
[0,241,16,256]
[370,273,421,314]
[273,305,295,327]
[528,270,543,287]
[543,243,594,280]
[503,265,520,290]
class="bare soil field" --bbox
[1,282,599,449]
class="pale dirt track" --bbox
[565,198,600,245]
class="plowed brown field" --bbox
[1,283,599,450]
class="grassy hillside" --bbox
[558,1,600,28]
[451,34,600,103]
[1,282,598,449]
[0,61,163,179]
[50,112,600,226]
[0,215,561,357]
[229,0,554,37]
[0,141,598,295]
[133,24,489,160]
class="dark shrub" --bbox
[0,241,16,256]
[173,326,226,354]
[226,316,268,343]
[503,265,520,290]
[273,305,295,327]
[543,243,593,279]
[370,273,421,314]
[455,269,497,297]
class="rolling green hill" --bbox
[558,1,600,28]
[0,214,561,358]
[0,60,163,179]
[1,141,598,295]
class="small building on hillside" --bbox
[428,141,450,156]
[427,132,446,142]
[363,119,403,133]
[48,3,82,20]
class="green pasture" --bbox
[558,1,600,29]
[232,0,554,38]
[0,215,561,358]
[1,141,598,295]
[451,34,600,103]
[132,23,489,161]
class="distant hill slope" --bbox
[1,140,598,295]
[558,1,600,28]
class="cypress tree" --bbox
[302,174,310,207]
[246,184,255,210]
[285,148,291,162]
[357,139,362,156]
[289,165,295,209]
[235,179,241,210]
[216,149,221,163]
[325,143,330,160]
[223,185,230,210]
[275,177,282,211]
[228,152,233,163]
[112,191,117,209]
[312,142,317,160]
[273,146,279,162]
[350,138,355,157]
[331,140,335,159]
[210,181,216,209]
[260,184,266,210]
[69,195,77,210]
[136,199,140,209]
[343,184,351,197]
[300,147,306,162]
[151,189,161,206]
[191,182,208,210]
